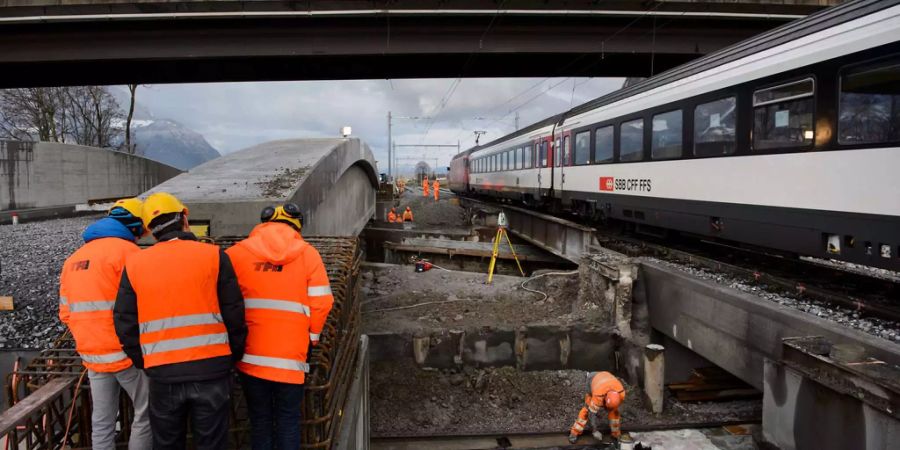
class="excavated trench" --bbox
[359,263,762,443]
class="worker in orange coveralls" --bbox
[432,179,440,201]
[568,371,626,444]
[422,176,430,197]
[402,207,414,222]
[387,208,397,223]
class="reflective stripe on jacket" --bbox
[227,222,334,384]
[59,237,139,372]
[126,239,231,369]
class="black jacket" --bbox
[113,230,247,383]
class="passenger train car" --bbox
[449,0,900,271]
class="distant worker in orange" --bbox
[226,203,334,449]
[568,371,626,444]
[402,207,414,222]
[433,179,440,201]
[423,176,430,197]
[387,207,397,223]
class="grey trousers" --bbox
[87,366,152,450]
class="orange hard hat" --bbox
[605,391,622,409]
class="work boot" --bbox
[567,433,578,444]
[592,431,603,441]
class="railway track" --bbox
[461,196,900,324]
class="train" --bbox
[449,0,900,271]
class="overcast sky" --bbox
[133,77,624,172]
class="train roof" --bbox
[462,0,897,154]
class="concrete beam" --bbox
[368,325,616,371]
[501,204,599,264]
[0,4,813,86]
[639,260,900,390]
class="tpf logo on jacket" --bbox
[253,262,283,272]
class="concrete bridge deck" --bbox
[145,138,378,237]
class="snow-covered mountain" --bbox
[112,87,221,170]
[130,119,221,170]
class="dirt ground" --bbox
[361,263,600,334]
[392,187,469,228]
[370,359,761,437]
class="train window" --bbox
[516,147,523,169]
[694,97,736,156]
[540,142,548,167]
[554,139,561,167]
[651,109,683,160]
[839,58,900,144]
[753,78,815,150]
[620,118,644,161]
[524,145,533,169]
[574,131,590,165]
[594,126,614,163]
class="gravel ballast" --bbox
[0,216,100,349]
[648,257,900,343]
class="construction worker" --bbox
[433,179,440,201]
[226,203,334,449]
[568,371,626,444]
[59,198,151,450]
[402,206,414,222]
[114,192,247,450]
[387,207,397,223]
[423,175,430,197]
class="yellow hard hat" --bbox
[109,198,143,219]
[142,192,188,228]
[260,203,303,231]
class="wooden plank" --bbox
[0,377,75,436]
[0,296,12,311]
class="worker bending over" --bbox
[114,192,247,450]
[387,207,397,223]
[402,206,414,222]
[226,203,334,449]
[433,179,440,201]
[60,198,151,450]
[568,371,626,444]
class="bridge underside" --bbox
[0,0,827,87]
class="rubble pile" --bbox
[0,216,99,348]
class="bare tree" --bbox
[0,86,123,149]
[0,88,70,142]
[65,86,123,148]
[124,84,138,154]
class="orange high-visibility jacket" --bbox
[387,210,397,222]
[586,371,625,414]
[402,209,414,222]
[125,240,231,369]
[226,222,334,384]
[60,237,139,372]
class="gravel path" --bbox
[0,215,100,349]
[648,258,900,343]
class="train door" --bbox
[554,131,570,198]
[537,136,552,198]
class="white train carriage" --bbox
[455,0,900,271]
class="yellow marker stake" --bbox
[487,212,525,283]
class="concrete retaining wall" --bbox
[0,140,181,211]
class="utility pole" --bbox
[387,111,392,180]
[474,130,487,145]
